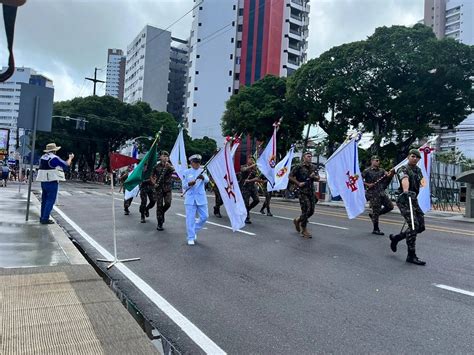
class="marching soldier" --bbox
[362,155,395,235]
[152,151,175,231]
[210,176,223,218]
[239,156,261,224]
[139,176,156,223]
[259,175,273,216]
[119,166,133,215]
[389,149,426,266]
[289,151,319,239]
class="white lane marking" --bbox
[176,213,256,236]
[250,212,348,230]
[58,191,72,196]
[52,206,226,354]
[433,284,474,297]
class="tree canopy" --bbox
[37,96,216,172]
[287,24,474,159]
[221,75,307,152]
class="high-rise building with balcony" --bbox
[185,0,310,144]
[105,49,126,101]
[424,0,474,158]
[0,67,53,156]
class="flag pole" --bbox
[97,167,140,269]
[181,147,222,196]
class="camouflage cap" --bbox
[371,155,380,161]
[303,150,312,156]
[408,149,421,158]
[160,150,169,156]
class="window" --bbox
[237,41,242,48]
[238,8,243,16]
[231,37,234,43]
[233,5,236,10]
[230,54,233,60]
[238,24,243,32]
[234,73,240,80]
[232,21,235,26]
[197,38,201,42]
[228,87,231,93]
[194,103,197,107]
[195,71,199,75]
[229,70,232,76]
[192,118,197,123]
[199,6,202,10]
[199,22,202,26]
[194,87,198,91]
[197,54,200,58]
[234,89,239,95]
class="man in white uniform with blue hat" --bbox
[182,154,209,245]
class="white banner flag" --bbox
[170,128,187,181]
[207,143,247,231]
[393,145,434,213]
[271,146,294,191]
[257,127,277,188]
[326,139,366,219]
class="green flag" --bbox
[123,140,158,191]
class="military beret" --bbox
[408,149,421,158]
[189,154,202,162]
[160,150,169,156]
[371,155,380,160]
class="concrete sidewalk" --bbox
[0,183,159,354]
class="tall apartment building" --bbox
[105,49,126,101]
[0,67,53,155]
[185,0,310,144]
[424,0,474,158]
[123,26,188,121]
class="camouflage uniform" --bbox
[239,164,260,222]
[211,178,223,217]
[152,162,175,229]
[290,163,319,229]
[119,170,133,214]
[259,175,273,216]
[362,167,394,233]
[390,164,426,262]
[139,179,156,222]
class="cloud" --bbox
[308,0,424,58]
[8,0,423,101]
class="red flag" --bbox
[109,152,139,170]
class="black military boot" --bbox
[124,207,130,215]
[389,234,399,252]
[260,207,266,214]
[406,253,426,266]
[140,215,146,223]
[266,210,273,217]
[156,224,164,231]
[214,206,222,218]
[372,221,384,235]
[245,216,252,224]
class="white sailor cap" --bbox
[189,154,202,162]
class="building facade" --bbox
[105,49,126,101]
[185,0,310,144]
[0,67,53,156]
[123,26,188,121]
[424,0,474,158]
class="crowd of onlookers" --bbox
[0,162,38,187]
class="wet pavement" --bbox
[0,181,160,355]
[0,183,72,268]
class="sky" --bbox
[5,0,424,102]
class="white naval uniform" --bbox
[182,167,209,241]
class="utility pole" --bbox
[85,67,105,96]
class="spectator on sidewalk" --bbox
[36,143,74,224]
[1,161,9,187]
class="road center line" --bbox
[176,213,256,236]
[53,206,226,355]
[250,212,348,230]
[433,284,474,297]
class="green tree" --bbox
[287,24,474,159]
[221,75,306,152]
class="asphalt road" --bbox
[50,181,473,354]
